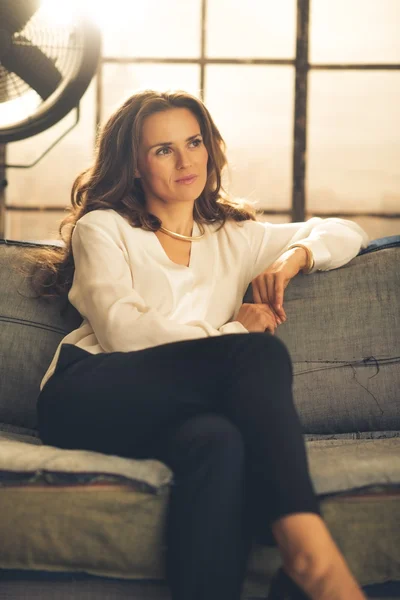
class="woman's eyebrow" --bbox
[147,133,202,151]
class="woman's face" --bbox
[135,107,209,208]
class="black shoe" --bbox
[266,566,309,599]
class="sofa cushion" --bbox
[0,430,173,492]
[0,431,399,588]
[0,431,399,496]
[0,236,399,434]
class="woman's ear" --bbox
[134,168,141,179]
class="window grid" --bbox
[5,0,400,224]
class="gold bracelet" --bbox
[287,243,315,274]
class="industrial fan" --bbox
[0,0,101,143]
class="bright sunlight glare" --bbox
[0,92,40,127]
[38,0,138,30]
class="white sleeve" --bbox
[69,221,247,353]
[246,216,370,280]
[218,321,249,334]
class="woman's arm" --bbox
[244,216,370,281]
[69,221,247,353]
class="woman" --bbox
[30,89,369,600]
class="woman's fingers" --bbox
[256,274,269,304]
[274,277,287,321]
[266,276,282,322]
[261,306,277,334]
[260,303,281,331]
[252,281,262,304]
[252,278,287,323]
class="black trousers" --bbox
[36,332,321,600]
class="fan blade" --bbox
[0,0,41,35]
[1,37,62,100]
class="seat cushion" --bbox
[0,431,399,589]
[1,431,399,496]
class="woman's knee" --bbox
[238,332,293,378]
[176,413,246,467]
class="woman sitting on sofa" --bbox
[31,89,369,600]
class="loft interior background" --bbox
[2,0,400,242]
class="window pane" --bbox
[257,213,291,223]
[101,64,200,122]
[310,0,400,63]
[205,65,294,210]
[6,210,65,242]
[306,214,400,241]
[100,0,201,58]
[307,72,400,214]
[206,0,296,59]
[7,79,96,208]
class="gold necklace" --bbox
[159,222,205,242]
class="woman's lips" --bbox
[176,175,197,185]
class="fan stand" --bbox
[0,145,6,239]
[0,106,80,239]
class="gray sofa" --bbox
[0,234,399,600]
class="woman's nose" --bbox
[176,150,192,169]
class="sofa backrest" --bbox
[0,240,82,436]
[273,236,400,435]
[1,236,399,437]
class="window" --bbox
[4,0,399,241]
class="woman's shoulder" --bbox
[218,217,266,237]
[75,209,136,240]
[77,208,123,228]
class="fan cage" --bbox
[0,4,101,143]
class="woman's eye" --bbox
[156,138,202,156]
[156,147,171,156]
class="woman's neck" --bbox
[148,206,195,236]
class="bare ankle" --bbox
[271,513,367,599]
[271,513,338,571]
[284,555,366,600]
[283,550,331,591]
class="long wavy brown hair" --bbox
[20,89,260,301]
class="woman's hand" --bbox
[235,303,281,334]
[251,247,308,323]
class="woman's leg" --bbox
[36,340,255,600]
[213,332,366,600]
[152,413,254,600]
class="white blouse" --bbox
[40,208,370,390]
